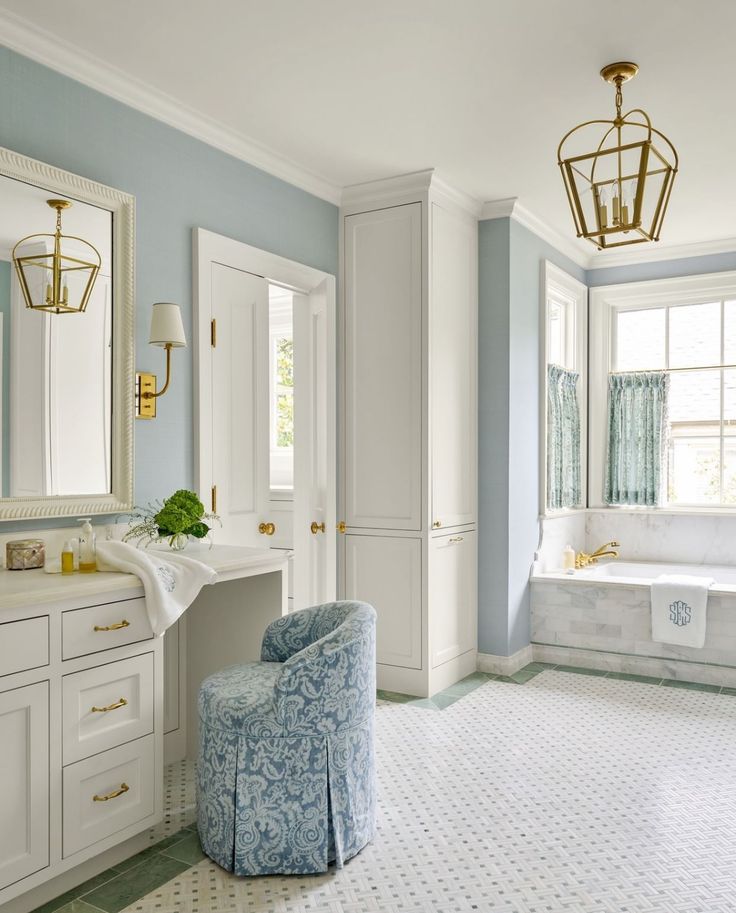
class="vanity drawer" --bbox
[62,653,154,765]
[62,734,155,858]
[62,598,153,660]
[0,616,49,677]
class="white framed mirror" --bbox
[540,260,588,515]
[0,145,134,520]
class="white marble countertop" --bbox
[0,543,290,612]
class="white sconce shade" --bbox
[148,302,187,348]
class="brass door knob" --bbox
[258,522,276,536]
[337,521,347,534]
[310,522,326,535]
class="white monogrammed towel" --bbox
[96,540,217,636]
[651,574,714,649]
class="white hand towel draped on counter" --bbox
[651,573,714,649]
[95,540,217,636]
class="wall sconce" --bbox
[136,302,187,419]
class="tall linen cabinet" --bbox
[339,172,478,697]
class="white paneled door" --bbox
[211,263,270,548]
[196,230,337,607]
[293,286,336,609]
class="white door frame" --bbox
[193,227,337,589]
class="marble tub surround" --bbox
[586,509,736,565]
[535,511,586,571]
[531,576,736,687]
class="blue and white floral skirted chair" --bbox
[197,600,376,876]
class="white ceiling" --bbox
[1,0,733,263]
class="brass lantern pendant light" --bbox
[558,62,678,250]
[12,199,102,314]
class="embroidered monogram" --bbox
[156,565,176,593]
[669,599,692,626]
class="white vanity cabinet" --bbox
[340,172,478,696]
[0,680,50,891]
[0,581,164,908]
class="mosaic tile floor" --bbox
[36,667,736,913]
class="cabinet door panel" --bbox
[430,203,477,528]
[0,681,49,890]
[344,204,422,530]
[345,534,422,669]
[430,531,477,668]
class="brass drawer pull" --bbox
[93,619,130,632]
[448,536,465,544]
[93,782,130,802]
[91,697,128,713]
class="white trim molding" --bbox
[588,235,736,270]
[481,197,590,269]
[477,645,534,677]
[0,9,342,205]
[341,169,482,218]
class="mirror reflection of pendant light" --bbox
[558,62,678,250]
[12,199,102,314]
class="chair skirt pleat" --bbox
[197,719,375,876]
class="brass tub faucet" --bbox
[575,541,620,569]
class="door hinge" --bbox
[211,484,217,514]
[210,318,217,348]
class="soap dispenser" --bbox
[78,518,97,574]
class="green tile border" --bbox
[30,827,198,913]
[377,663,736,710]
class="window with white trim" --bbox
[589,272,736,509]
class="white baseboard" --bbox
[477,644,533,676]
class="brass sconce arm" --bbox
[142,344,173,400]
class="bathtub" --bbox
[530,559,736,687]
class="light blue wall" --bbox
[478,219,510,655]
[478,217,585,656]
[0,47,338,529]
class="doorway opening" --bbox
[194,229,336,612]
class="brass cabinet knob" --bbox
[337,521,347,534]
[432,520,442,528]
[310,522,326,535]
[258,522,276,536]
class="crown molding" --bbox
[587,235,736,270]
[341,169,435,209]
[341,169,483,218]
[0,10,342,205]
[481,198,590,269]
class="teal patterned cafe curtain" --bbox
[605,371,669,506]
[547,364,582,510]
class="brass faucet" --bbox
[575,540,620,569]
